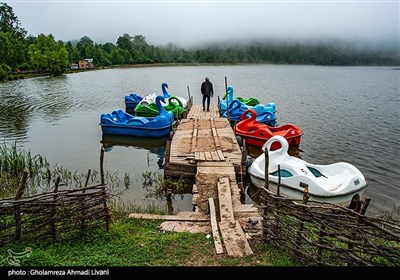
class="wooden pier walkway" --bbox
[162,104,261,257]
[165,104,243,178]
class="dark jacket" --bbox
[201,80,214,97]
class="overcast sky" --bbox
[8,0,400,48]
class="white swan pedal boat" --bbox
[248,136,368,206]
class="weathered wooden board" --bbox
[159,221,211,233]
[217,177,235,222]
[128,212,210,221]
[208,198,224,254]
[219,220,254,257]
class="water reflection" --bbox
[100,134,167,170]
[0,76,73,142]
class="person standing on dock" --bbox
[201,77,214,111]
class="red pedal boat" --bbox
[235,109,303,150]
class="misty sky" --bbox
[8,0,400,48]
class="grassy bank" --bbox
[0,211,296,267]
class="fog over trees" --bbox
[1,2,399,79]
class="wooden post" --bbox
[272,164,282,234]
[100,145,105,185]
[102,186,110,231]
[217,96,220,115]
[84,169,91,188]
[165,141,171,168]
[15,171,27,200]
[347,197,371,262]
[359,198,371,216]
[300,183,309,204]
[14,170,28,241]
[240,139,247,165]
[187,85,191,100]
[261,146,270,242]
[166,189,173,215]
[294,183,309,257]
[224,76,228,95]
[277,164,281,196]
[264,148,269,190]
[50,176,61,242]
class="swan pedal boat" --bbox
[248,136,368,206]
[221,87,260,107]
[224,99,276,127]
[138,82,188,108]
[134,96,185,118]
[218,86,275,117]
[235,109,302,149]
[100,96,174,138]
[124,93,143,110]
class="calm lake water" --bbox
[0,65,399,216]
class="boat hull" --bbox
[249,173,367,207]
[100,124,171,138]
[236,133,301,149]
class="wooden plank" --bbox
[159,221,211,234]
[197,167,235,178]
[217,149,225,161]
[191,118,198,153]
[205,151,213,161]
[208,198,224,254]
[128,212,210,222]
[165,141,171,166]
[210,118,222,149]
[219,220,253,257]
[192,193,200,205]
[233,204,260,213]
[217,177,235,221]
[194,152,200,161]
[199,152,206,161]
[197,161,234,167]
[230,183,242,206]
[211,151,220,161]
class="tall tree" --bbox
[65,41,79,63]
[93,44,111,66]
[0,3,28,69]
[0,2,26,38]
[29,34,69,76]
[0,31,26,68]
[101,42,115,54]
[109,48,126,65]
[116,33,133,52]
[76,35,94,59]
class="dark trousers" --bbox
[202,94,211,110]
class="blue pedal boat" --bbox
[223,99,277,126]
[101,96,174,138]
[125,93,143,110]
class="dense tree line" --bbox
[1,2,399,80]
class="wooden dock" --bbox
[165,104,244,178]
[162,104,261,257]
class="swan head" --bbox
[241,109,256,120]
[228,99,241,110]
[162,83,170,98]
[155,95,165,104]
[262,135,289,153]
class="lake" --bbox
[0,64,399,216]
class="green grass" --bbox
[0,213,296,267]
